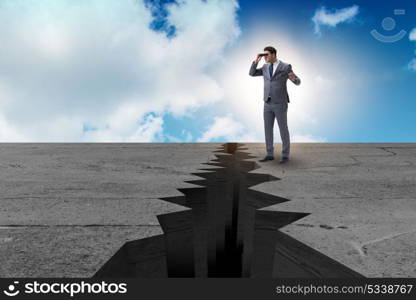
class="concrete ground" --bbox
[246,143,416,278]
[0,143,415,277]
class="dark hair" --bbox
[263,46,276,55]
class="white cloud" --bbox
[0,114,25,141]
[292,134,326,142]
[0,0,240,141]
[197,113,259,142]
[408,28,416,72]
[313,75,335,90]
[196,113,326,144]
[84,112,164,142]
[410,28,416,41]
[0,0,353,143]
[164,129,193,142]
[312,4,359,35]
[407,58,416,71]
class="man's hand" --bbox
[249,55,264,76]
[287,71,300,85]
[254,53,263,64]
[288,71,301,85]
[288,72,297,81]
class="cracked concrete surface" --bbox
[0,143,415,277]
[244,143,416,277]
[0,143,218,277]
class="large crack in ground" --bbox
[94,143,365,278]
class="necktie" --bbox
[269,63,273,78]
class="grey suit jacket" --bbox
[249,60,300,104]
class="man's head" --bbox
[263,46,277,63]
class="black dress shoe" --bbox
[258,156,274,162]
[279,157,289,164]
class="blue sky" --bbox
[0,0,415,142]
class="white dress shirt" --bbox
[269,59,280,77]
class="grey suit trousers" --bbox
[263,101,290,158]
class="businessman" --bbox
[249,46,301,163]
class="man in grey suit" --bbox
[249,46,301,163]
